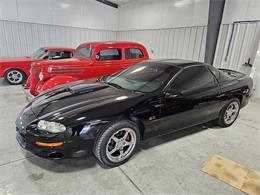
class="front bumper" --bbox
[16,127,95,159]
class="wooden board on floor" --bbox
[202,154,260,195]
[241,170,260,195]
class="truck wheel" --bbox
[218,98,240,127]
[4,69,26,85]
[93,120,140,167]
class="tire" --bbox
[4,69,26,85]
[93,120,140,167]
[217,98,240,127]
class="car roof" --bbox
[78,41,145,48]
[146,59,204,68]
[43,47,75,52]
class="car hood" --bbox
[33,57,90,67]
[0,56,34,63]
[31,80,144,126]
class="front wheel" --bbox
[218,98,240,127]
[93,120,140,167]
[4,69,26,85]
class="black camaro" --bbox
[16,59,253,167]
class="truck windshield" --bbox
[75,46,92,58]
[30,48,48,59]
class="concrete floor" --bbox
[0,79,259,195]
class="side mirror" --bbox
[164,89,183,99]
[96,54,100,61]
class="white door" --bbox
[214,22,260,73]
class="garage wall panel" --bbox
[214,22,260,71]
[0,0,119,31]
[0,20,117,56]
[117,26,207,61]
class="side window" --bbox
[49,51,72,59]
[61,51,72,59]
[49,51,62,59]
[125,48,144,59]
[171,66,216,93]
[97,49,122,61]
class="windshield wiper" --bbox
[107,82,123,89]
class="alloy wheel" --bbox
[106,128,137,163]
[224,101,239,125]
[7,70,23,84]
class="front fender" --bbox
[70,119,112,139]
[40,75,78,93]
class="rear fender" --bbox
[40,75,78,92]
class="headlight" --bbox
[37,120,66,133]
[39,71,44,81]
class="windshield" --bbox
[106,62,180,93]
[74,46,92,58]
[30,48,48,59]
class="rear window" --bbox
[125,48,144,59]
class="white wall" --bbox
[118,0,260,64]
[117,26,207,61]
[214,0,260,71]
[1,0,260,60]
[0,0,118,30]
[118,0,209,31]
[118,0,209,61]
[214,22,260,70]
[0,0,118,56]
[0,20,117,56]
[222,0,260,24]
[118,0,260,31]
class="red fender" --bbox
[39,75,78,93]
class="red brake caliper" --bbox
[125,132,131,142]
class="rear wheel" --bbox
[93,120,140,167]
[4,69,26,85]
[218,98,240,127]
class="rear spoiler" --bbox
[218,68,245,77]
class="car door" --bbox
[157,65,221,135]
[92,48,123,78]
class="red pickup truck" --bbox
[27,42,149,96]
[0,47,75,85]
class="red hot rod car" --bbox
[26,42,149,96]
[0,47,75,85]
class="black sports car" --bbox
[16,59,253,167]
